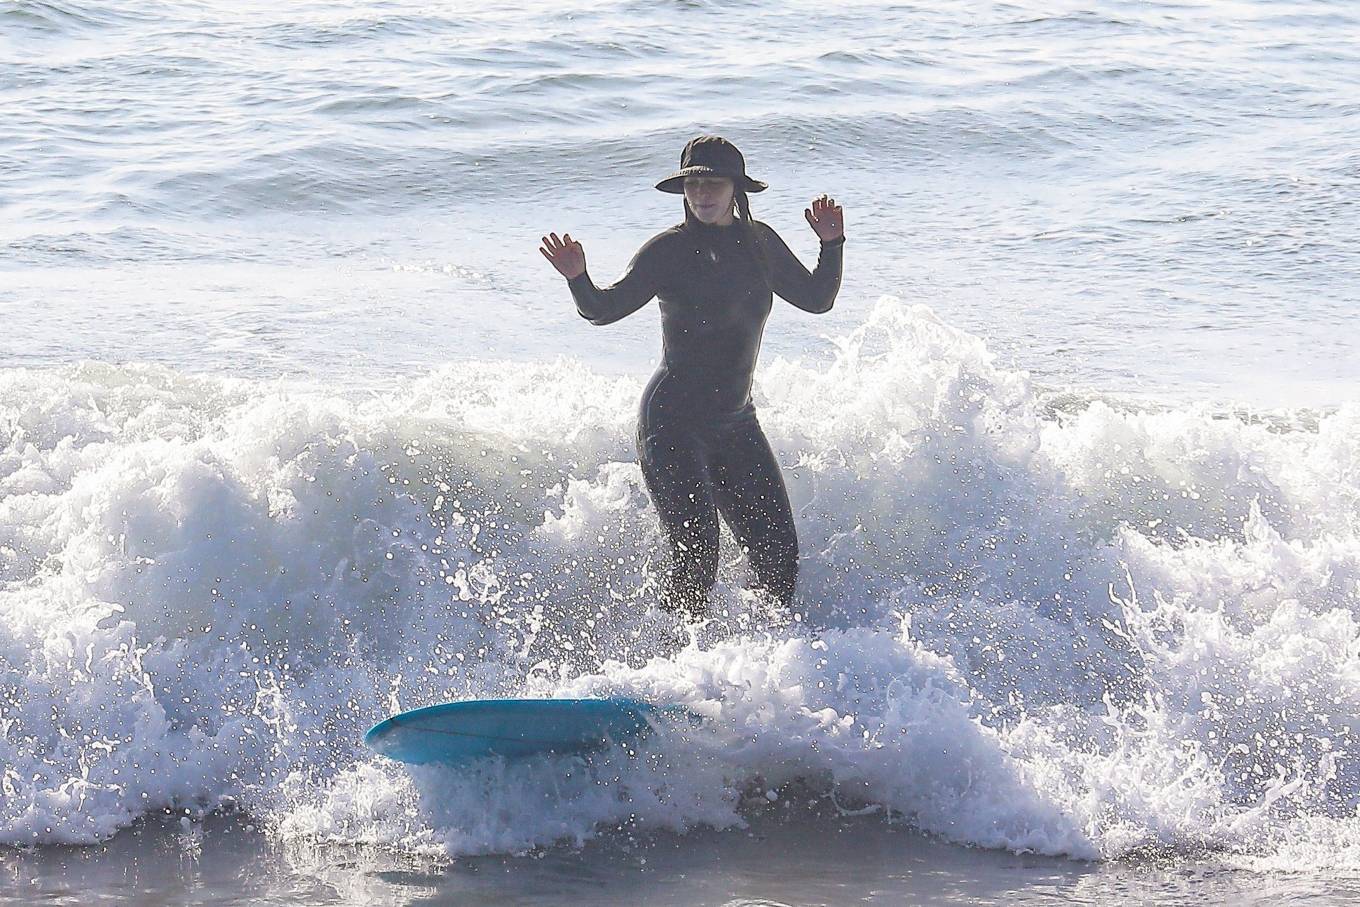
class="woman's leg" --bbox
[637,426,720,617]
[708,418,799,606]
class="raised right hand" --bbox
[539,232,586,280]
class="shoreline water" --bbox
[6,809,1360,907]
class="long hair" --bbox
[683,188,772,288]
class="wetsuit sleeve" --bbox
[567,232,672,326]
[758,223,844,314]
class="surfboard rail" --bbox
[363,696,696,766]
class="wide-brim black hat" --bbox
[655,135,768,194]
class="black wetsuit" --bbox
[569,218,844,614]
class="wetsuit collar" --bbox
[687,218,740,235]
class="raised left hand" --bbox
[805,194,844,242]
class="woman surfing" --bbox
[540,135,845,618]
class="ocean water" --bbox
[2,0,1359,903]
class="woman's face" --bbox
[683,176,736,225]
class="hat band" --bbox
[656,167,768,194]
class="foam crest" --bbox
[1,301,1356,867]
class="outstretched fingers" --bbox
[539,231,573,257]
[538,230,586,279]
[805,194,844,238]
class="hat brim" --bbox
[655,166,767,194]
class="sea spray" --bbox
[1,301,1357,865]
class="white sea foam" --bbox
[1,300,1357,866]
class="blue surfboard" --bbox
[364,697,693,766]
